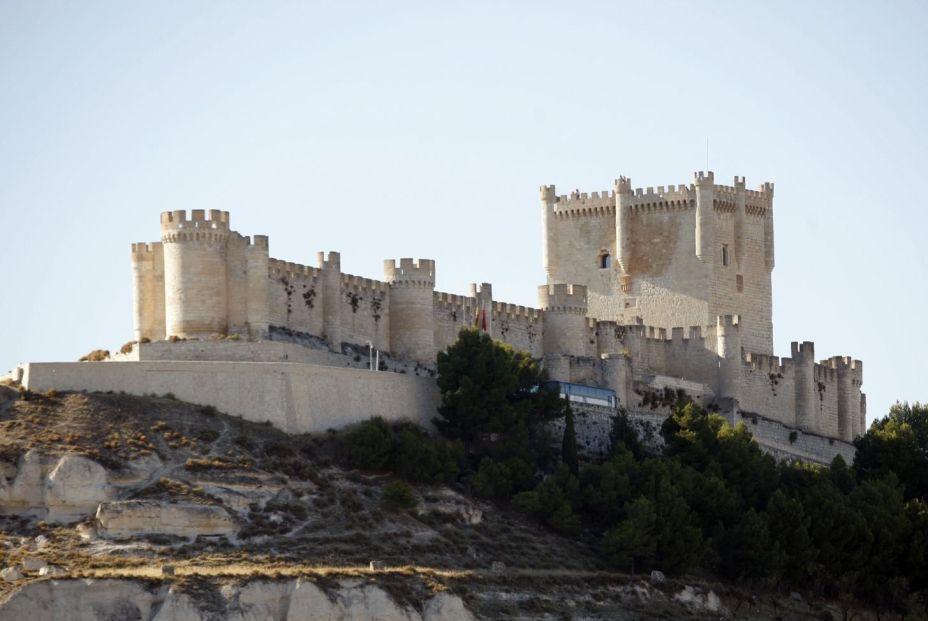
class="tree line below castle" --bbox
[339,328,928,617]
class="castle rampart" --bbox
[127,172,864,455]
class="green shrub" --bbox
[394,427,464,484]
[548,502,581,535]
[472,458,514,499]
[345,417,394,470]
[382,480,416,511]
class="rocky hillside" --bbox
[0,385,878,619]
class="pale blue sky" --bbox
[2,1,926,423]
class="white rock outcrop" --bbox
[96,500,237,539]
[337,582,421,621]
[151,590,205,621]
[0,579,157,620]
[422,592,477,621]
[286,579,341,621]
[46,454,110,521]
[228,580,293,621]
[0,578,476,621]
[0,451,114,522]
[4,450,46,514]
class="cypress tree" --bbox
[562,399,579,475]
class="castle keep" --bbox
[125,172,865,453]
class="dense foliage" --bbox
[342,330,928,615]
[434,328,563,493]
[344,417,464,484]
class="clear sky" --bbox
[2,1,926,424]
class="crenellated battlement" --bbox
[246,235,269,250]
[790,341,816,361]
[825,355,864,383]
[745,351,787,374]
[160,210,230,243]
[493,301,542,321]
[538,283,588,314]
[540,184,557,204]
[718,314,740,331]
[814,364,838,384]
[268,259,319,281]
[550,188,616,218]
[619,321,711,344]
[555,189,615,207]
[160,210,230,230]
[341,273,389,294]
[434,291,471,307]
[434,292,472,319]
[694,170,715,186]
[131,242,162,256]
[316,251,340,271]
[384,258,435,288]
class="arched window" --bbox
[599,253,612,269]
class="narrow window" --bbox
[736,274,744,292]
[721,245,730,267]
[599,253,612,269]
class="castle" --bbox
[11,171,864,465]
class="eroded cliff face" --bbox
[0,577,476,621]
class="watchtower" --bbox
[160,210,231,338]
[384,258,436,362]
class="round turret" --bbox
[791,341,818,433]
[161,209,231,338]
[131,242,165,341]
[614,176,633,273]
[538,283,589,358]
[716,314,742,400]
[384,258,436,362]
[694,170,715,261]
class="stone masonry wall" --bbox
[267,261,325,339]
[338,274,390,350]
[21,361,438,436]
[550,403,854,466]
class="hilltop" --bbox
[0,385,888,620]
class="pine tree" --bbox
[562,399,579,476]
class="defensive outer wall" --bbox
[14,172,865,466]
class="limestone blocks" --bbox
[95,500,237,539]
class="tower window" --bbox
[599,253,612,269]
[721,245,730,267]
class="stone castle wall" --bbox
[21,361,438,435]
[549,402,854,466]
[127,169,865,452]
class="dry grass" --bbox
[78,562,474,581]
